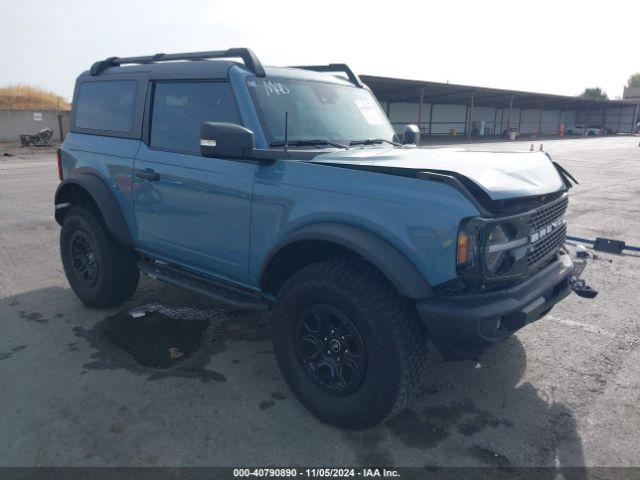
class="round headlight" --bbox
[485,224,511,273]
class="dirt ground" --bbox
[1,141,60,156]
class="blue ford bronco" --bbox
[55,48,574,428]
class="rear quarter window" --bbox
[75,80,137,133]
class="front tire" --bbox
[60,205,139,308]
[272,258,428,429]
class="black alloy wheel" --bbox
[295,304,366,396]
[70,231,99,286]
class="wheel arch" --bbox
[54,174,133,247]
[259,223,434,299]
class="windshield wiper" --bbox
[349,138,401,147]
[270,139,348,149]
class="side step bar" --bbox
[138,260,272,312]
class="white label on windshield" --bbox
[354,99,384,125]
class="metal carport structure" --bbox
[361,75,640,141]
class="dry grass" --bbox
[0,84,70,110]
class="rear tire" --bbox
[272,257,428,429]
[60,205,139,308]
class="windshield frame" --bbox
[245,76,397,149]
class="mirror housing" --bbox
[200,122,254,159]
[403,124,420,145]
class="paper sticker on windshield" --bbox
[354,99,384,125]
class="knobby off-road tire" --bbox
[60,205,139,308]
[273,257,428,429]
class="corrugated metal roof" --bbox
[362,75,639,110]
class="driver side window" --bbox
[150,81,240,154]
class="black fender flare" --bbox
[54,174,133,247]
[260,222,434,299]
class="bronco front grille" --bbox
[527,223,567,266]
[526,196,568,267]
[528,196,568,231]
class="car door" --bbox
[133,80,255,284]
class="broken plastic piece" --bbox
[129,311,145,318]
[569,276,598,298]
[552,162,579,186]
[575,244,589,258]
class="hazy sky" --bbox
[1,0,638,101]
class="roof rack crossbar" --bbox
[290,64,363,87]
[90,48,266,77]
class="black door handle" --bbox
[135,169,160,181]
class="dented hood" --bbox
[311,147,566,200]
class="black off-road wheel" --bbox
[272,257,428,429]
[60,205,139,308]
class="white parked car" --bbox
[566,125,600,136]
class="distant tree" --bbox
[580,87,608,100]
[628,73,640,87]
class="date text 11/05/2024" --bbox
[232,468,400,477]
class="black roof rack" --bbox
[290,64,363,88]
[89,48,266,77]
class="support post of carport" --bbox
[558,105,564,135]
[617,106,623,133]
[467,90,475,142]
[518,108,523,134]
[632,104,640,134]
[537,101,544,138]
[601,107,607,135]
[428,103,434,135]
[584,104,591,136]
[507,95,514,135]
[417,87,424,136]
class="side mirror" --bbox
[403,124,420,145]
[200,122,254,159]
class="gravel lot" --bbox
[1,136,639,467]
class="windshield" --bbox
[246,77,396,146]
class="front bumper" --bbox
[416,252,573,360]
